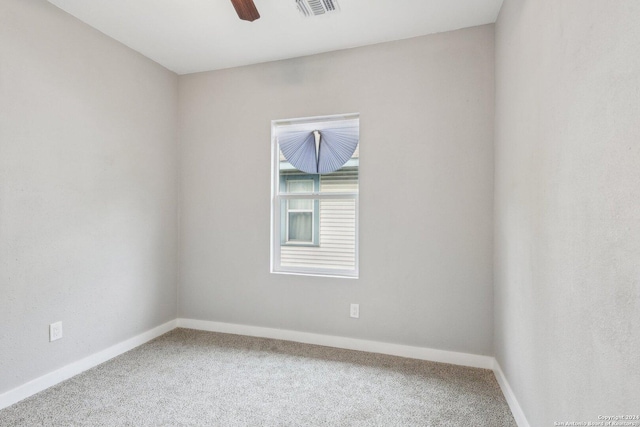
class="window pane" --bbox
[287,179,314,210]
[288,180,313,193]
[288,212,312,242]
[319,167,358,193]
[289,198,312,210]
[281,198,356,270]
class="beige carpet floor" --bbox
[0,328,516,426]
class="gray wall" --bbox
[494,0,640,424]
[0,0,179,394]
[178,25,495,355]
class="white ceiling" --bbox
[47,0,504,75]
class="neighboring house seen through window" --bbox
[271,114,359,278]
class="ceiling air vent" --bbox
[296,0,340,17]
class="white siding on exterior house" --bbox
[281,169,358,270]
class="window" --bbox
[281,176,319,245]
[271,114,359,278]
[286,180,314,243]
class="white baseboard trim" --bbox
[0,319,177,411]
[493,360,530,427]
[1,317,528,427]
[177,318,495,370]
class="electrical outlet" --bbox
[350,303,359,318]
[49,321,63,342]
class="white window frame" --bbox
[270,113,359,279]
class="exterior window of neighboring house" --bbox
[282,177,320,245]
[271,114,359,278]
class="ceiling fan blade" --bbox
[230,0,260,22]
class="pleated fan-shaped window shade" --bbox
[276,118,359,174]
